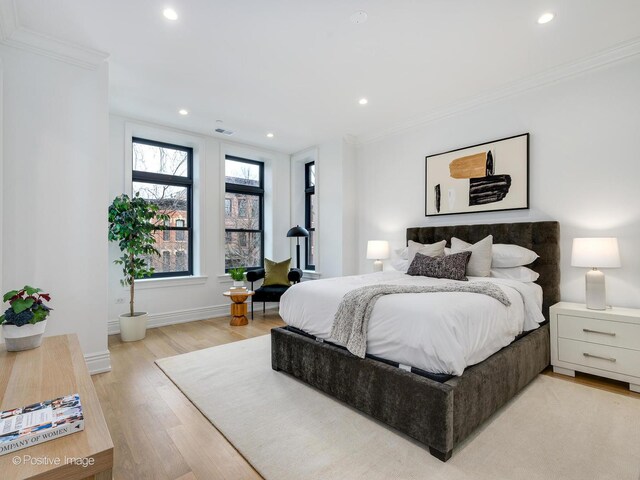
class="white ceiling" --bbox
[13,0,640,153]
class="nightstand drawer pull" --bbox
[583,352,616,362]
[582,328,616,337]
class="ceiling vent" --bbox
[214,128,235,136]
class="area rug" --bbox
[156,335,640,480]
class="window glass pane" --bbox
[307,163,315,188]
[133,141,188,177]
[307,231,316,267]
[224,198,231,216]
[224,192,260,229]
[133,182,189,227]
[225,159,260,187]
[141,235,189,274]
[310,193,316,229]
[225,232,262,270]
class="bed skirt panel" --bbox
[271,323,550,460]
[271,327,454,454]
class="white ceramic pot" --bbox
[119,312,148,342]
[3,319,48,352]
[233,280,245,288]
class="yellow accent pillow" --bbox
[263,258,291,286]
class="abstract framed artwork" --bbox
[425,133,529,216]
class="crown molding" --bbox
[358,36,640,145]
[0,0,17,40]
[0,0,108,70]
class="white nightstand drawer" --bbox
[558,338,640,378]
[557,314,640,351]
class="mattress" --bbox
[279,272,545,376]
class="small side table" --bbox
[223,290,255,326]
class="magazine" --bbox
[0,393,84,455]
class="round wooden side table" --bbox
[223,290,255,326]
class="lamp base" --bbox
[373,260,383,272]
[585,268,606,310]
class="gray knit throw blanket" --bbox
[330,282,511,358]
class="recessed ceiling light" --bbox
[266,133,274,138]
[163,8,178,20]
[350,11,368,24]
[537,12,554,24]
[358,98,368,105]
[178,109,188,116]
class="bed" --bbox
[271,221,560,461]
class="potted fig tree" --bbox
[108,193,168,342]
[1,286,52,351]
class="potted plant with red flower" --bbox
[1,286,52,351]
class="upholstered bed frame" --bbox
[271,221,560,461]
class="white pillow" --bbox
[491,244,539,267]
[395,247,408,260]
[407,240,447,265]
[390,256,409,272]
[450,235,493,277]
[490,266,540,282]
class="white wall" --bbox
[356,56,640,308]
[313,137,358,278]
[0,45,110,367]
[108,115,291,330]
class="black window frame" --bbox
[305,161,316,271]
[132,137,194,278]
[224,155,264,271]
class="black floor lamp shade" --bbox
[287,225,309,269]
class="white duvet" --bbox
[279,272,545,376]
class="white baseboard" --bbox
[85,350,112,375]
[108,303,279,335]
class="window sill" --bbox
[302,270,321,280]
[136,275,208,290]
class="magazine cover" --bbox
[0,393,84,455]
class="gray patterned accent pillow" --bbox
[407,251,472,281]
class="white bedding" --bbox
[279,272,545,376]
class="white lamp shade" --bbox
[366,240,390,260]
[571,237,621,268]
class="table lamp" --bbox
[571,237,620,310]
[367,240,390,272]
[287,225,309,269]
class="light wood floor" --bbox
[93,314,638,480]
[92,311,284,480]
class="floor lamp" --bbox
[287,225,309,269]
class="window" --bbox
[175,219,185,241]
[224,198,231,216]
[305,161,316,270]
[162,251,171,271]
[163,220,170,241]
[238,199,247,217]
[224,156,264,270]
[132,137,193,277]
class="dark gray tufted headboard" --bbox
[406,221,560,319]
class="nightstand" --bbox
[550,302,640,393]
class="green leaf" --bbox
[32,308,48,323]
[3,290,19,302]
[0,314,5,324]
[12,298,34,314]
[23,286,41,295]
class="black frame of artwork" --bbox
[424,133,529,217]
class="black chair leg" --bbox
[251,297,254,320]
[263,302,265,314]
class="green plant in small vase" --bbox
[1,286,52,351]
[229,267,246,289]
[108,193,169,342]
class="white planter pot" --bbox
[3,319,48,352]
[119,312,148,342]
[233,280,245,288]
